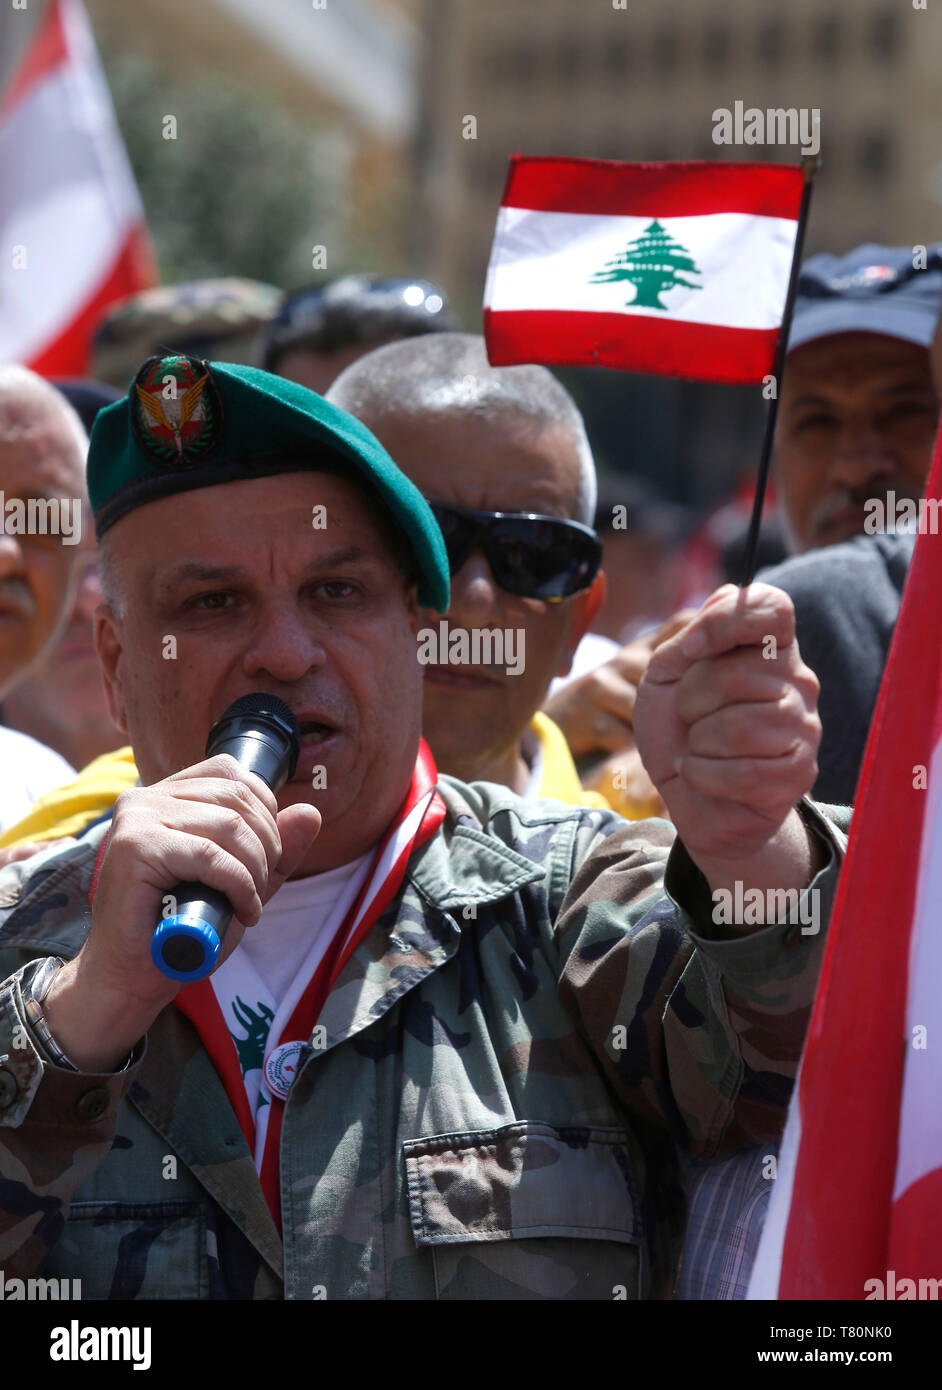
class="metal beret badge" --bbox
[131,353,223,468]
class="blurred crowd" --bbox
[3,243,938,842]
[1,238,939,1298]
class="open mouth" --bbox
[298,719,337,746]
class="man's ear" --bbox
[404,581,426,636]
[555,570,606,677]
[93,603,129,735]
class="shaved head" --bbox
[0,365,88,467]
[327,333,597,525]
[326,333,604,793]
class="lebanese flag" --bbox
[0,0,157,375]
[748,429,942,1300]
[483,157,804,385]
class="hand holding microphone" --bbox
[152,693,302,981]
[39,695,320,1074]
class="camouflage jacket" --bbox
[0,778,850,1300]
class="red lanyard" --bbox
[173,741,445,1228]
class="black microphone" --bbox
[150,693,301,983]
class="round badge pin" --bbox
[264,1040,305,1100]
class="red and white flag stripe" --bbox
[749,426,942,1300]
[484,157,804,384]
[0,0,156,375]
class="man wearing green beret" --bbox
[0,354,845,1300]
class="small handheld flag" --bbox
[484,157,805,385]
[483,155,819,583]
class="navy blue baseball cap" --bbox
[787,243,942,354]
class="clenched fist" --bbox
[633,583,821,866]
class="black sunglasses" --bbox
[428,502,602,602]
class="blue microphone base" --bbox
[151,915,222,983]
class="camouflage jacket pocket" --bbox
[46,1200,207,1300]
[403,1121,642,1300]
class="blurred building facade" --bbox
[412,0,942,506]
[5,1,938,511]
[416,0,942,302]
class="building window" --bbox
[756,20,785,69]
[473,42,505,83]
[703,22,731,71]
[491,149,510,184]
[647,129,675,162]
[601,130,629,160]
[652,25,680,73]
[812,16,841,65]
[556,39,584,84]
[509,41,537,82]
[604,37,631,77]
[471,146,492,190]
[859,130,891,181]
[870,9,901,60]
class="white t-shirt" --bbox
[0,727,75,834]
[236,851,373,1011]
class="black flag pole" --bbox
[738,153,821,586]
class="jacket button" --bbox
[0,1069,16,1110]
[75,1087,108,1121]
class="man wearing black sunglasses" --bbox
[327,334,610,806]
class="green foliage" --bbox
[99,47,326,288]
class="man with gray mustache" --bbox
[0,365,86,830]
[757,243,942,809]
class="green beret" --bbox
[87,354,449,612]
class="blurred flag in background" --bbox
[749,421,942,1301]
[0,0,156,375]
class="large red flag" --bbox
[749,427,942,1299]
[483,157,804,384]
[0,0,157,375]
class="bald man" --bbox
[327,333,608,804]
[0,366,86,830]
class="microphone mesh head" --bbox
[223,692,300,737]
